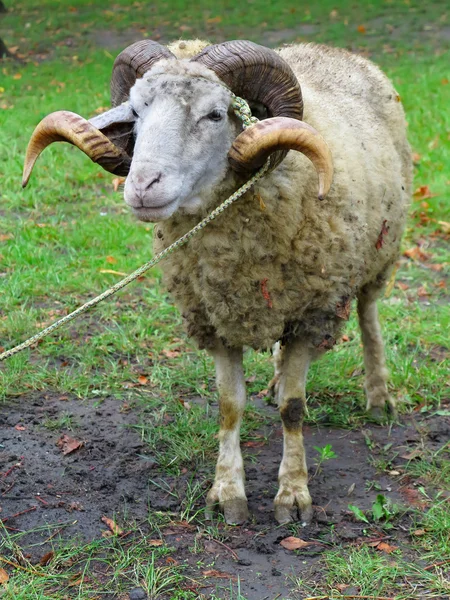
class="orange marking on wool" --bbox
[260,278,273,308]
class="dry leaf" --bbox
[206,16,222,24]
[376,541,398,554]
[12,73,22,80]
[106,255,117,264]
[341,334,350,342]
[413,529,426,536]
[412,152,421,163]
[0,233,14,241]
[162,348,181,359]
[413,185,437,199]
[101,515,123,535]
[112,176,126,191]
[202,569,237,580]
[396,282,409,291]
[0,568,9,584]
[403,246,431,262]
[148,539,163,546]
[39,551,55,566]
[357,24,366,33]
[242,439,266,448]
[56,435,83,455]
[280,536,315,550]
[138,375,148,385]
[417,286,430,298]
[437,220,450,234]
[14,424,26,431]
[336,297,351,320]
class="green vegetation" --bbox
[0,0,448,598]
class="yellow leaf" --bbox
[0,568,9,584]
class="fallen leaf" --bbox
[412,152,421,163]
[148,539,163,546]
[12,73,22,80]
[375,219,389,250]
[376,541,398,554]
[14,424,26,431]
[112,176,126,191]
[166,556,178,565]
[413,185,437,199]
[56,435,83,455]
[413,529,427,536]
[206,16,222,24]
[403,246,431,262]
[138,374,148,385]
[0,568,9,584]
[0,233,14,241]
[437,220,450,234]
[105,255,117,264]
[39,551,55,566]
[401,448,423,460]
[242,439,266,448]
[357,24,366,33]
[280,536,315,550]
[396,281,409,291]
[442,78,449,85]
[417,286,430,297]
[202,569,237,580]
[430,263,444,272]
[162,348,181,359]
[341,334,350,342]
[101,515,123,535]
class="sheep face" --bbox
[124,68,240,222]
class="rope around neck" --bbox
[0,96,268,362]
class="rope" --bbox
[0,96,269,362]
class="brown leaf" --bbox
[417,286,430,298]
[401,448,423,460]
[202,569,237,580]
[242,439,266,448]
[101,515,123,536]
[413,185,437,199]
[376,541,398,554]
[39,551,55,566]
[357,24,366,33]
[341,334,350,342]
[14,424,26,431]
[0,233,14,241]
[403,246,431,262]
[12,73,22,80]
[161,348,181,359]
[0,568,9,584]
[375,219,389,250]
[412,152,421,163]
[396,281,409,291]
[56,435,83,455]
[280,536,315,550]
[112,177,126,192]
[442,78,449,85]
[106,255,117,264]
[206,16,222,24]
[430,263,444,272]
[138,375,148,385]
[437,220,450,234]
[148,539,163,546]
[413,529,427,536]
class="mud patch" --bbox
[0,392,448,598]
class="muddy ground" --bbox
[1,391,449,598]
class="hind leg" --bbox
[357,285,396,420]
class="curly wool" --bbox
[153,42,412,351]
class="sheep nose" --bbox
[145,173,162,190]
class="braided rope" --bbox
[0,96,268,362]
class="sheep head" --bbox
[23,40,333,221]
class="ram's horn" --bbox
[22,110,131,188]
[228,117,333,200]
[111,39,176,106]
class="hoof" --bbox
[205,497,249,525]
[274,501,313,526]
[367,402,397,424]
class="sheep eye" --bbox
[131,107,139,119]
[207,110,223,122]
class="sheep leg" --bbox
[273,339,313,525]
[206,343,249,525]
[357,287,396,420]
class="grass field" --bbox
[0,1,449,598]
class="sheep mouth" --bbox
[131,199,178,222]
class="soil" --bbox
[1,391,449,599]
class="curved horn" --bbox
[111,40,176,106]
[191,40,303,121]
[22,111,131,188]
[229,118,333,200]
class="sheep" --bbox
[22,38,412,525]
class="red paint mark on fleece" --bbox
[260,278,273,309]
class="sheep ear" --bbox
[89,103,136,157]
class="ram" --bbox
[23,39,412,525]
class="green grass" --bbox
[0,0,449,598]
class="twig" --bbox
[424,558,450,571]
[1,506,37,522]
[0,556,45,577]
[2,457,24,478]
[35,495,49,505]
[42,521,77,544]
[1,481,15,496]
[209,537,239,561]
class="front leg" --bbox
[273,338,313,525]
[206,342,248,525]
